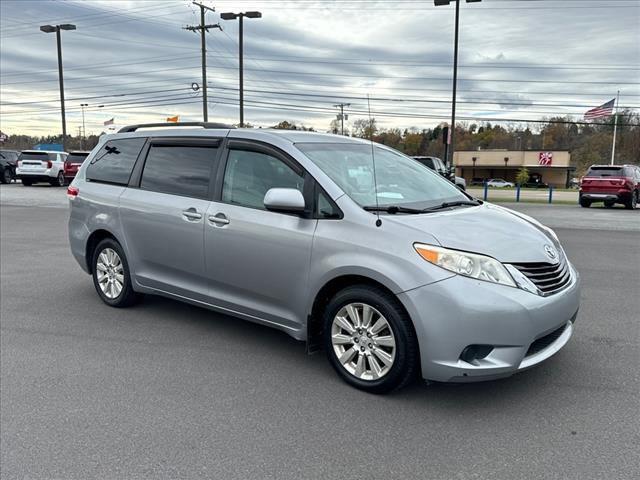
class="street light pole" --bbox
[40,24,76,151]
[220,11,262,127]
[434,0,481,171]
[80,103,88,149]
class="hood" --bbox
[385,203,558,263]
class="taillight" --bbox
[64,161,70,172]
[67,185,79,200]
[46,160,52,168]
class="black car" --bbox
[0,150,19,184]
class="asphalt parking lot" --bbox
[1,183,639,480]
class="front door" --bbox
[120,139,221,302]
[204,142,316,330]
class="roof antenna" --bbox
[367,94,382,228]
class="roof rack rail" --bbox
[118,122,235,133]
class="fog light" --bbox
[460,345,493,363]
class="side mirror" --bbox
[264,188,306,214]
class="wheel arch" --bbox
[85,229,119,274]
[306,274,411,354]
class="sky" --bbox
[1,0,639,136]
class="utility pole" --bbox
[184,2,220,122]
[77,126,83,149]
[333,103,350,135]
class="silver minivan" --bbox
[68,123,580,393]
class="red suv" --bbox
[579,165,640,210]
[63,151,90,183]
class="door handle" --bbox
[182,209,202,221]
[208,213,230,226]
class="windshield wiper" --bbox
[421,200,481,212]
[364,205,425,214]
[364,200,481,215]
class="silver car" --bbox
[68,123,580,393]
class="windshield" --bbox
[296,142,466,209]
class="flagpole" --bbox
[610,90,620,165]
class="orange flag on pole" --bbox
[166,115,179,123]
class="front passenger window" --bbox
[222,149,303,210]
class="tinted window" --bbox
[586,166,625,177]
[416,157,435,169]
[222,149,303,210]
[19,152,49,161]
[86,138,145,185]
[140,145,217,199]
[67,153,89,163]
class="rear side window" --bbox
[86,138,146,185]
[140,145,218,199]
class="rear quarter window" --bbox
[86,138,146,185]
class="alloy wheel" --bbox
[96,248,124,299]
[331,303,396,381]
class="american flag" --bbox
[584,99,615,120]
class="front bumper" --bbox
[398,263,580,383]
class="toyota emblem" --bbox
[544,244,557,260]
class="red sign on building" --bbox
[538,152,553,166]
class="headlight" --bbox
[413,243,516,287]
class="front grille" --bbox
[526,323,567,357]
[511,256,571,296]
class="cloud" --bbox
[1,0,638,135]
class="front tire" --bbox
[323,285,419,394]
[21,178,32,186]
[91,238,140,308]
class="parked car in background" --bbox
[0,150,19,184]
[69,123,580,393]
[579,164,639,210]
[413,156,465,191]
[16,150,68,186]
[486,178,514,188]
[569,177,580,189]
[470,177,485,186]
[63,151,90,183]
[522,173,548,189]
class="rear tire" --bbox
[604,200,615,208]
[1,168,11,184]
[323,285,419,394]
[21,179,32,186]
[50,171,65,187]
[625,192,638,210]
[91,238,140,308]
[579,197,591,208]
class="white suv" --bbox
[16,150,68,186]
